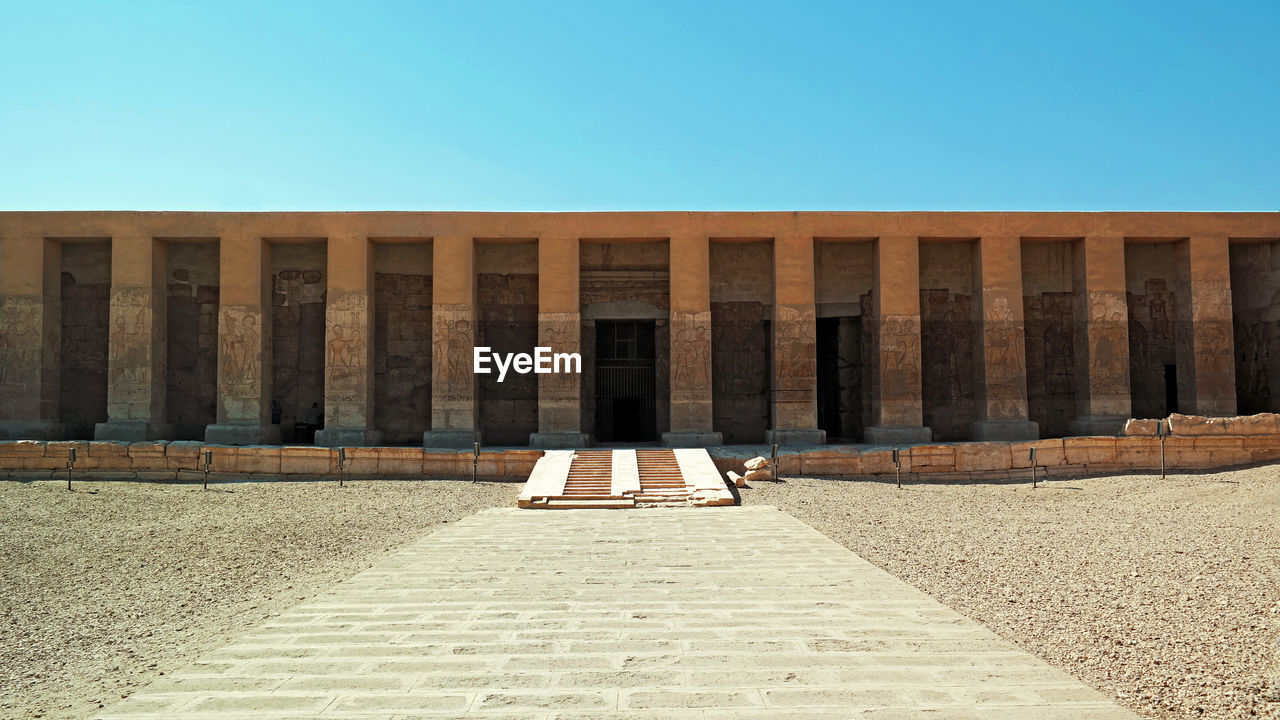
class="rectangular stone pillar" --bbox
[1175,235,1236,415]
[96,236,173,440]
[0,234,63,439]
[970,235,1039,440]
[205,232,280,445]
[315,236,382,446]
[662,232,721,447]
[865,235,932,444]
[529,236,589,448]
[766,233,825,446]
[423,235,480,448]
[1070,236,1132,435]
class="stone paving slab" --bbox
[92,507,1136,719]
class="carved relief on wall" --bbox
[219,305,262,397]
[877,314,921,401]
[670,310,711,404]
[538,312,581,397]
[710,302,768,443]
[325,294,369,407]
[107,287,158,397]
[432,304,475,404]
[981,296,1026,386]
[0,297,43,385]
[773,304,816,391]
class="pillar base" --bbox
[315,427,384,447]
[204,423,282,446]
[969,420,1040,441]
[94,420,174,442]
[1068,416,1127,437]
[764,428,827,447]
[528,431,591,449]
[423,429,482,449]
[0,421,64,441]
[864,425,933,445]
[661,431,723,448]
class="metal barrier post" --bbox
[1029,446,1038,489]
[1157,421,1166,479]
[338,447,346,488]
[771,444,779,481]
[67,448,76,491]
[472,442,479,482]
[893,448,901,489]
[202,450,212,490]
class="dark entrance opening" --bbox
[815,316,865,442]
[594,320,656,442]
[1164,364,1178,415]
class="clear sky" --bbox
[1,1,1277,212]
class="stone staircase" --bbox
[518,448,734,509]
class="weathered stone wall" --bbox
[1230,242,1279,413]
[710,241,771,443]
[1021,242,1077,437]
[477,242,538,446]
[1125,243,1180,418]
[919,242,976,440]
[373,242,432,444]
[59,242,110,439]
[270,243,326,443]
[165,242,219,440]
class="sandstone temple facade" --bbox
[0,212,1276,448]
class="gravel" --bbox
[0,477,518,720]
[747,465,1280,720]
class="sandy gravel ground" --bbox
[748,465,1280,720]
[0,478,518,720]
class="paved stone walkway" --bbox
[95,507,1135,719]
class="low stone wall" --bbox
[710,434,1280,482]
[0,441,541,481]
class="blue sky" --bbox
[1,1,1276,211]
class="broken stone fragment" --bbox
[727,471,747,488]
[743,468,772,482]
[744,456,769,471]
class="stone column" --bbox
[0,234,63,439]
[96,236,173,440]
[205,232,280,445]
[1069,236,1132,435]
[423,235,481,447]
[662,232,721,447]
[315,235,382,446]
[1175,235,1236,415]
[766,233,826,446]
[970,235,1039,440]
[865,235,932,444]
[529,236,590,448]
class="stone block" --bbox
[423,453,464,477]
[799,448,860,476]
[864,425,933,445]
[0,440,47,457]
[279,445,334,475]
[82,441,133,470]
[1010,438,1065,468]
[377,447,424,476]
[660,431,723,447]
[209,446,281,475]
[502,450,542,478]
[1063,437,1117,466]
[338,448,379,476]
[128,442,169,470]
[1168,412,1280,436]
[1122,418,1166,436]
[861,448,911,475]
[165,441,205,470]
[475,451,506,477]
[1112,436,1161,468]
[528,432,591,449]
[954,442,1012,472]
[423,429,481,449]
[969,419,1040,441]
[909,445,955,471]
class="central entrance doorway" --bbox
[594,320,657,442]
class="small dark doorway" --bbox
[594,320,657,442]
[816,316,864,441]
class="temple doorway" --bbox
[593,320,657,442]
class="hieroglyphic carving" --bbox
[538,312,581,397]
[432,304,475,405]
[107,287,160,398]
[374,272,432,444]
[920,288,976,441]
[219,306,262,395]
[0,297,43,386]
[670,310,711,405]
[711,302,768,443]
[774,304,816,391]
[324,293,371,427]
[1127,278,1178,417]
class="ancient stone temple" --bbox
[1,212,1276,448]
